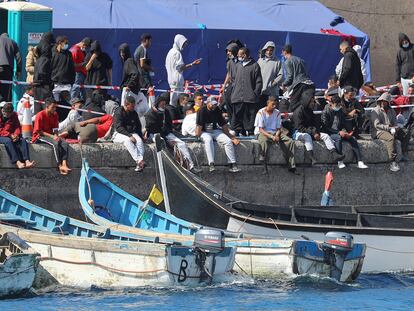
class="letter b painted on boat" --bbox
[178,259,188,283]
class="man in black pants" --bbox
[0,33,22,101]
[281,44,314,113]
[230,47,262,136]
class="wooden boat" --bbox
[0,232,39,298]
[0,224,236,288]
[78,159,366,282]
[0,189,237,287]
[155,140,414,273]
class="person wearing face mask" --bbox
[165,34,202,107]
[70,37,91,100]
[371,92,411,172]
[145,95,200,173]
[396,33,414,95]
[195,96,241,173]
[321,94,368,169]
[0,102,35,169]
[230,47,263,136]
[51,35,75,102]
[341,86,364,138]
[257,41,283,109]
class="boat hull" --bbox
[0,226,236,289]
[0,253,38,298]
[228,217,413,273]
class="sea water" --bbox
[2,272,414,310]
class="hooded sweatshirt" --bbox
[396,33,414,81]
[84,40,113,86]
[165,34,187,88]
[118,43,141,94]
[51,44,75,84]
[0,33,21,73]
[33,42,52,86]
[257,41,283,97]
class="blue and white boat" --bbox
[78,159,366,282]
[0,189,237,288]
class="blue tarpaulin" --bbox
[31,0,371,90]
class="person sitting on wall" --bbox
[0,102,35,169]
[112,96,145,172]
[195,96,241,173]
[292,94,344,165]
[321,95,368,169]
[32,97,71,175]
[341,86,365,138]
[371,92,411,172]
[145,95,201,173]
[254,96,296,174]
[58,97,83,133]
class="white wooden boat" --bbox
[0,232,39,298]
[0,224,236,289]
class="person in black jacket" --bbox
[321,95,368,169]
[51,35,75,101]
[292,96,344,165]
[338,41,363,91]
[0,33,22,102]
[230,47,262,136]
[112,96,145,172]
[84,40,113,98]
[145,95,200,173]
[396,33,414,95]
[33,37,53,114]
[118,43,149,128]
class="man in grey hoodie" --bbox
[396,33,414,95]
[0,33,22,102]
[257,41,283,109]
[230,47,262,136]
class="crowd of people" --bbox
[1,31,414,175]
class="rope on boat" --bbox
[235,214,251,235]
[0,265,36,279]
[269,217,284,237]
[39,256,206,279]
[40,256,165,274]
[367,245,414,254]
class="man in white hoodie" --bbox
[165,34,201,106]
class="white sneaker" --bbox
[357,161,368,169]
[390,161,400,172]
[338,161,346,169]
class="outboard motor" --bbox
[322,232,354,280]
[193,228,225,283]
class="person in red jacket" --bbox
[0,103,34,169]
[32,97,71,175]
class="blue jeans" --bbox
[71,72,86,100]
[330,133,362,161]
[0,136,30,164]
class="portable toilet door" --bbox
[0,1,52,107]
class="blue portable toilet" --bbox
[0,1,52,106]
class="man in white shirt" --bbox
[58,97,83,132]
[255,96,296,174]
[165,34,201,106]
[181,103,197,136]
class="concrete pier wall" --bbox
[1,140,413,220]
